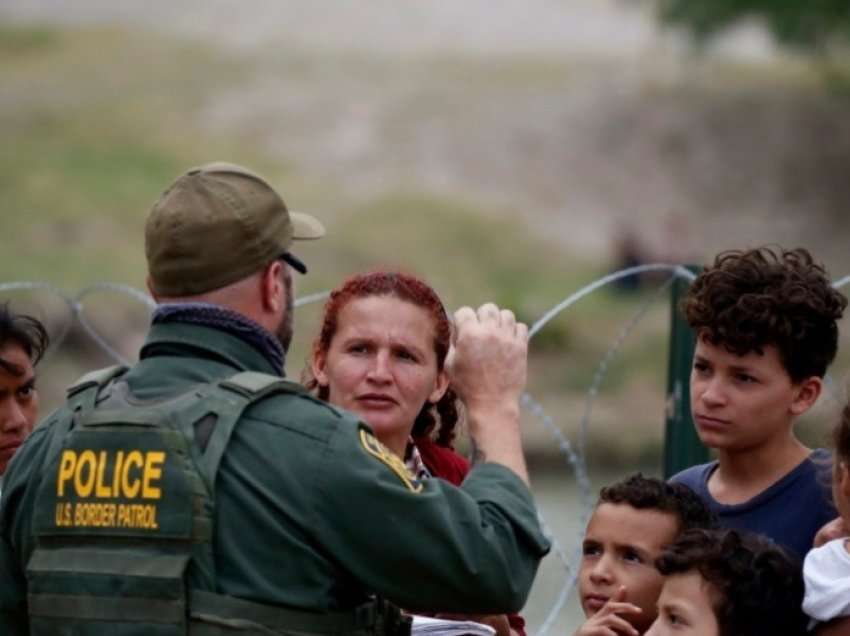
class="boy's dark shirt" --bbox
[671,449,835,560]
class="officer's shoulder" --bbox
[242,377,359,425]
[29,405,71,439]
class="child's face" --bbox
[646,572,719,636]
[690,336,817,452]
[833,460,850,522]
[579,503,680,633]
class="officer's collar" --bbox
[147,303,285,375]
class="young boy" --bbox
[575,474,715,636]
[647,528,807,636]
[671,246,847,559]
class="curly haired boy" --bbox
[647,528,807,636]
[671,246,847,559]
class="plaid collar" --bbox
[404,439,432,481]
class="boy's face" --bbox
[690,335,818,452]
[646,572,719,636]
[579,503,680,633]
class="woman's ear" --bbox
[428,369,450,404]
[790,376,822,416]
[311,350,329,387]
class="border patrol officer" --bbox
[0,162,550,635]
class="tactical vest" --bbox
[26,366,412,636]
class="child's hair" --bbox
[598,473,717,532]
[656,528,807,636]
[684,246,846,383]
[0,303,49,375]
[833,399,850,464]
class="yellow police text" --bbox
[55,501,159,530]
[56,449,165,500]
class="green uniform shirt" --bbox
[0,321,550,630]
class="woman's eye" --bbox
[736,373,756,383]
[396,349,417,362]
[347,344,369,354]
[693,362,708,373]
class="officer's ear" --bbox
[261,260,286,313]
[311,349,329,387]
[146,276,160,302]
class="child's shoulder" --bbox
[669,461,717,492]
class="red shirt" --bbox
[412,435,527,636]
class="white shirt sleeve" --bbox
[803,538,850,623]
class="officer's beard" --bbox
[275,270,294,354]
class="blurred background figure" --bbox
[0,305,49,488]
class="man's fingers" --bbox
[500,309,516,330]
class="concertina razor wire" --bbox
[3,264,849,635]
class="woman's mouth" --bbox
[356,394,397,408]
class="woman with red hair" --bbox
[304,271,525,636]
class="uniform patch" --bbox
[359,429,422,493]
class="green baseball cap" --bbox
[145,162,325,297]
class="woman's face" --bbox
[312,295,449,458]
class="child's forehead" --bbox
[586,502,680,546]
[694,335,789,373]
[663,571,719,607]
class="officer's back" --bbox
[0,163,550,636]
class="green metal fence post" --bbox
[663,265,708,479]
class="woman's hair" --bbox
[656,528,807,636]
[684,246,846,383]
[302,271,460,446]
[0,303,50,375]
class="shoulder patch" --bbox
[359,429,422,493]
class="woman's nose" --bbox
[366,351,392,382]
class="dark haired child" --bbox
[802,400,850,634]
[671,246,846,559]
[647,528,807,636]
[574,474,715,636]
[0,304,49,486]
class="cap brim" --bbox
[290,211,325,240]
[281,252,308,275]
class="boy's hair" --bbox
[833,399,850,464]
[0,303,49,376]
[656,528,807,636]
[599,473,716,532]
[684,246,846,382]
